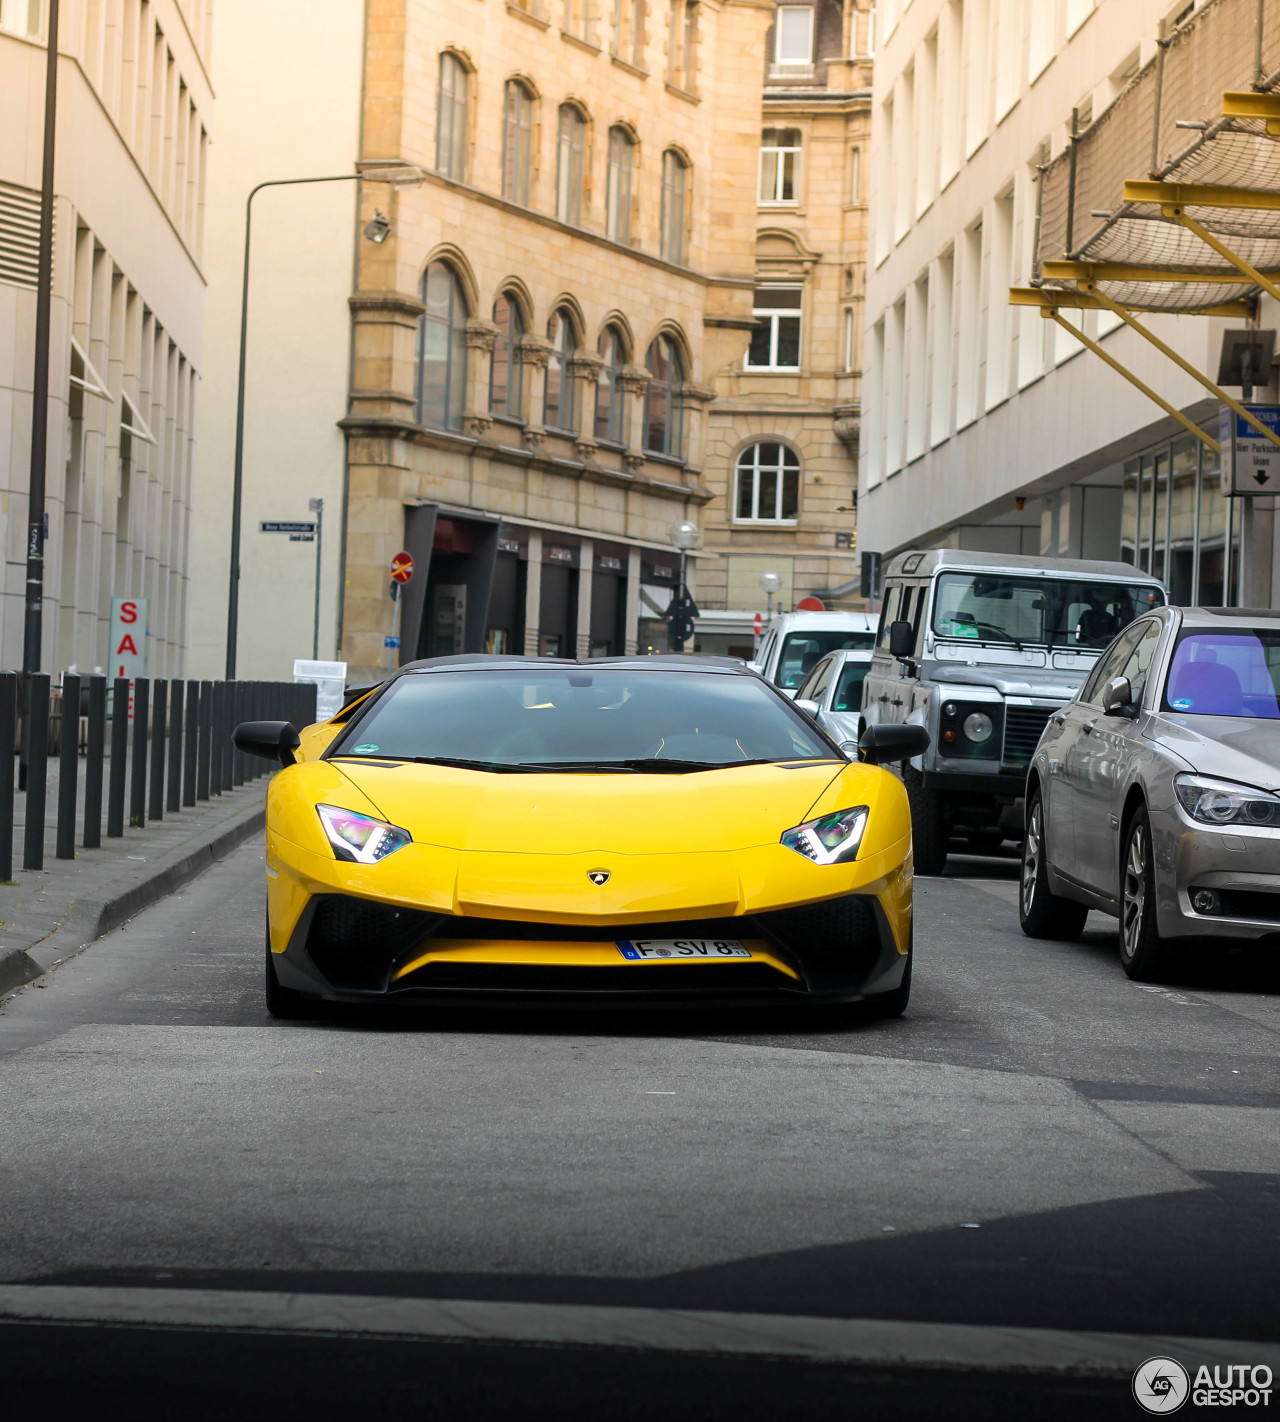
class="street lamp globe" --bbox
[758,571,781,595]
[670,520,699,551]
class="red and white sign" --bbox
[753,612,763,636]
[796,595,826,612]
[391,551,414,584]
[110,597,148,680]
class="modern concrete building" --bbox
[859,0,1280,609]
[0,0,211,676]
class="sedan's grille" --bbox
[1002,705,1055,767]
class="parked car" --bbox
[1020,605,1280,980]
[793,650,874,751]
[861,550,1166,873]
[236,654,929,1016]
[750,611,877,696]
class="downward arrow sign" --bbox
[1255,470,1270,486]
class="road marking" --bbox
[0,1286,1275,1376]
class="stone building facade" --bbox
[0,0,210,676]
[339,0,774,683]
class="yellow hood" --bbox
[327,758,858,854]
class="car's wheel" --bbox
[863,942,912,1018]
[1019,792,1088,940]
[1119,807,1170,981]
[265,913,307,1019]
[904,766,948,875]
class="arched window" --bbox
[544,309,578,431]
[595,325,626,443]
[759,128,801,203]
[643,334,684,457]
[735,442,800,522]
[502,80,534,205]
[436,54,469,179]
[660,149,688,263]
[418,261,468,431]
[606,126,635,243]
[490,293,525,418]
[556,104,587,225]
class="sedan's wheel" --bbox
[1119,808,1169,981]
[904,766,948,875]
[265,914,308,1019]
[1019,793,1088,940]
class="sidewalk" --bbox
[0,753,270,992]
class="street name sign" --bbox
[261,521,316,534]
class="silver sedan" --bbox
[792,649,873,753]
[1020,605,1280,980]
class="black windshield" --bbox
[330,668,838,768]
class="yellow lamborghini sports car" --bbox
[233,656,928,1017]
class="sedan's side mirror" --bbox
[858,723,931,765]
[234,720,301,767]
[1101,676,1135,716]
[794,698,821,718]
[888,620,915,659]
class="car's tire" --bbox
[1019,792,1088,940]
[863,939,912,1018]
[1119,807,1170,982]
[265,914,308,1019]
[904,766,948,875]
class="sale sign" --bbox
[110,597,148,680]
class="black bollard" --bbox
[55,672,80,860]
[167,679,183,814]
[107,678,129,837]
[23,673,51,871]
[183,680,198,807]
[197,680,213,800]
[0,673,17,880]
[130,678,149,829]
[83,675,106,849]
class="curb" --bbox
[0,800,266,993]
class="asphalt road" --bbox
[1,839,1277,1420]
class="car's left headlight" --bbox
[316,804,412,863]
[1173,775,1280,827]
[780,806,869,865]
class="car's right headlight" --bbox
[1173,774,1280,827]
[316,804,412,863]
[781,806,869,865]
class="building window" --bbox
[595,325,627,443]
[759,128,801,203]
[613,0,645,64]
[436,53,469,179]
[418,261,468,431]
[660,149,688,263]
[669,0,699,89]
[774,5,813,66]
[843,307,855,371]
[502,80,534,205]
[643,334,684,457]
[544,308,578,431]
[735,442,800,522]
[606,126,635,243]
[849,145,861,203]
[556,104,587,225]
[490,293,525,418]
[564,0,595,43]
[745,286,802,370]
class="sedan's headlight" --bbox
[316,804,412,863]
[1173,775,1280,828]
[781,806,869,865]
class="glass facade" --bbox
[1120,430,1238,607]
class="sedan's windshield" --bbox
[832,662,869,713]
[330,668,838,768]
[932,574,1163,650]
[776,630,875,688]
[1163,631,1280,720]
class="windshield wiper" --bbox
[517,757,778,774]
[402,755,538,773]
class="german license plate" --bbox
[616,939,753,961]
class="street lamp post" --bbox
[225,168,421,680]
[309,497,324,660]
[669,521,699,653]
[759,570,781,623]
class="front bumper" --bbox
[1157,813,1280,944]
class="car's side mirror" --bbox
[888,620,915,659]
[234,720,301,767]
[794,698,821,718]
[1101,676,1135,717]
[858,723,931,765]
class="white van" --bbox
[750,611,878,695]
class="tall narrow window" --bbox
[556,104,587,225]
[745,286,803,370]
[436,53,469,179]
[606,126,634,243]
[643,335,684,456]
[564,0,595,42]
[735,443,800,523]
[595,325,626,443]
[502,80,534,205]
[418,261,467,431]
[660,149,688,263]
[544,309,579,431]
[490,293,525,419]
[774,5,813,67]
[613,0,645,64]
[759,128,801,203]
[669,0,699,88]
